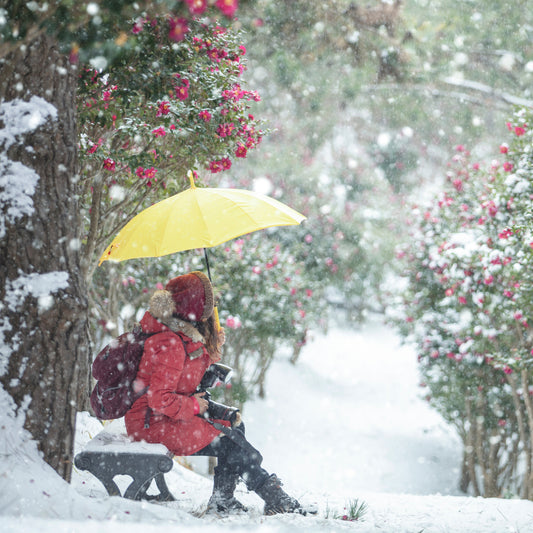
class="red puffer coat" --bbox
[125,311,227,455]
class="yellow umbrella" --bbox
[99,171,306,327]
[99,172,305,264]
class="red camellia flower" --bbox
[186,0,207,15]
[156,101,170,117]
[235,144,247,158]
[216,0,238,17]
[168,17,189,42]
[152,127,166,137]
[209,160,223,173]
[198,110,212,122]
[103,158,116,171]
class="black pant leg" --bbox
[193,428,269,491]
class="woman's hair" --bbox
[196,315,223,361]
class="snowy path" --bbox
[2,318,533,532]
[243,318,463,498]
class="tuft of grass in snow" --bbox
[325,498,368,522]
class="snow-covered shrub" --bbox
[389,108,533,499]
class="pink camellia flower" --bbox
[216,0,238,17]
[515,125,526,136]
[207,48,222,62]
[458,296,467,304]
[514,312,523,320]
[168,17,189,42]
[226,315,241,329]
[503,366,513,375]
[198,110,212,122]
[304,234,313,244]
[453,179,463,191]
[185,0,207,15]
[152,126,166,137]
[500,144,509,153]
[245,136,256,148]
[103,158,116,171]
[503,161,513,172]
[252,266,261,275]
[216,123,235,137]
[220,157,232,170]
[498,228,514,239]
[445,288,454,297]
[175,85,189,100]
[484,275,494,285]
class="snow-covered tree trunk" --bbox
[0,34,91,481]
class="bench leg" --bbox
[75,451,122,497]
[74,451,176,501]
[153,473,175,501]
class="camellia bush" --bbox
[388,107,533,499]
[78,16,263,280]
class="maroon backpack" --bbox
[90,325,152,420]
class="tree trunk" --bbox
[0,34,91,481]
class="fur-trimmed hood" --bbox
[149,271,214,323]
[139,311,205,359]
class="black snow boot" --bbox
[254,474,303,515]
[206,466,248,515]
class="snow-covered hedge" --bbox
[389,107,533,499]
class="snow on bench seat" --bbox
[74,419,175,501]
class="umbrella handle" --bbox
[213,306,221,331]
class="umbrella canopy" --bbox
[99,172,306,265]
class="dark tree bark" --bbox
[0,34,91,481]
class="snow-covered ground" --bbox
[2,316,533,532]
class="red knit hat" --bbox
[164,271,214,322]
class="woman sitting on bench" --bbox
[125,271,303,516]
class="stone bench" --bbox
[74,421,175,502]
